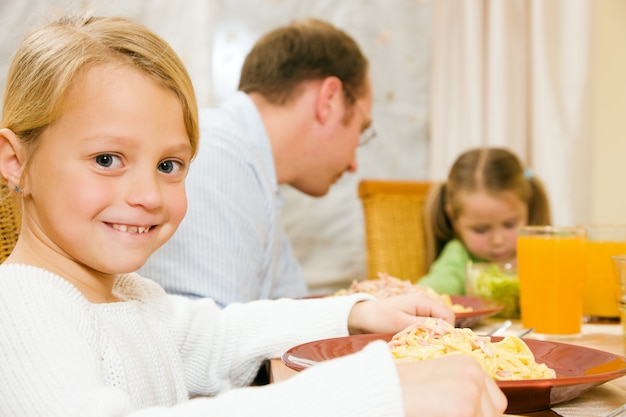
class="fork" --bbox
[517,327,534,337]
[486,320,512,336]
[484,321,534,338]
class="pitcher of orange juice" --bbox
[584,225,626,320]
[517,226,586,338]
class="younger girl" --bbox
[0,14,506,417]
[419,147,551,295]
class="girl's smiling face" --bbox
[452,189,528,265]
[23,64,192,278]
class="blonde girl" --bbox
[419,147,551,295]
[0,13,506,417]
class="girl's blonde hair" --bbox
[2,13,199,181]
[424,147,552,266]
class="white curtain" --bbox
[429,0,593,226]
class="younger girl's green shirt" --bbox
[418,239,482,295]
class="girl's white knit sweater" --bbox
[0,264,404,417]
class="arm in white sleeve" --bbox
[168,291,376,395]
[130,341,405,417]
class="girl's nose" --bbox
[126,172,162,210]
[491,230,505,246]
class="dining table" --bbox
[268,317,626,417]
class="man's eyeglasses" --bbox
[343,84,377,147]
[358,124,377,147]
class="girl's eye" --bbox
[95,154,122,168]
[158,160,184,174]
[504,220,522,229]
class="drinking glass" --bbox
[613,255,626,342]
[584,225,626,321]
[517,226,586,338]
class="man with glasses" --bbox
[140,18,375,306]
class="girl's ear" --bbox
[0,128,25,191]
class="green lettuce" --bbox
[467,263,520,318]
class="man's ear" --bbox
[315,76,344,124]
[0,128,25,191]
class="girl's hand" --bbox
[347,292,455,335]
[397,355,508,417]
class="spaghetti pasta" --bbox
[333,273,472,313]
[388,318,556,381]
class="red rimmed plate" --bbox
[282,334,626,414]
[307,293,502,328]
[451,295,504,327]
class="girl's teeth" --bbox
[113,224,149,234]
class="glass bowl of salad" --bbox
[465,262,520,318]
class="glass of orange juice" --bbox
[613,255,626,343]
[517,226,586,338]
[584,225,626,321]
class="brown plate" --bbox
[282,334,626,414]
[308,293,503,328]
[451,295,504,327]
